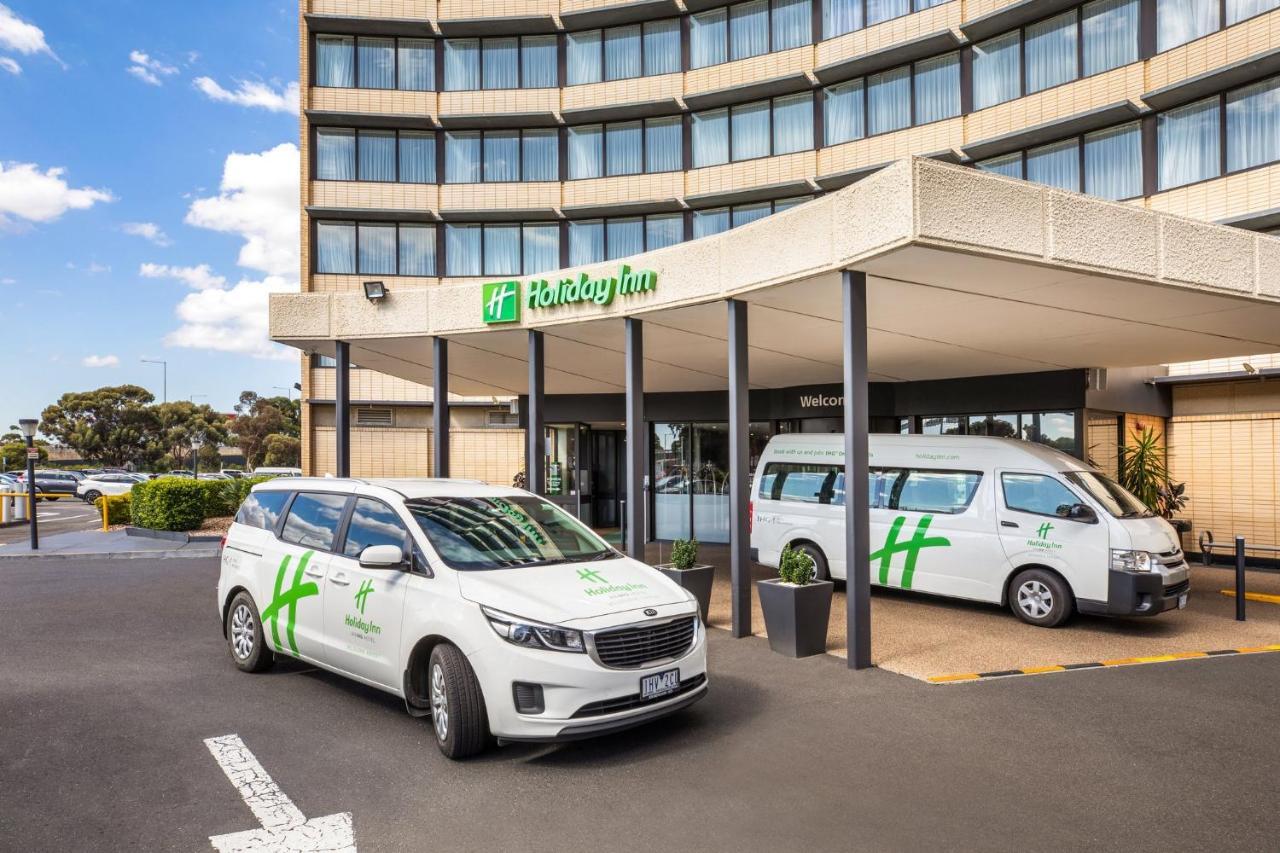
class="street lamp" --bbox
[18,418,38,550]
[142,359,168,403]
[191,434,204,479]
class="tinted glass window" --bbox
[235,490,291,531]
[891,470,981,514]
[1002,473,1080,517]
[343,498,409,558]
[280,493,349,550]
[759,462,873,506]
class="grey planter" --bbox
[756,578,834,658]
[657,564,715,624]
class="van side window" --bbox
[235,490,291,531]
[342,498,409,558]
[1002,473,1079,518]
[889,470,982,514]
[280,492,350,551]
[761,463,841,505]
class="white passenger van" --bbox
[750,434,1189,627]
[218,478,707,759]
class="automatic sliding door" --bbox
[652,422,690,540]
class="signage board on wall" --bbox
[482,265,659,325]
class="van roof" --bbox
[765,433,1094,472]
[252,476,522,500]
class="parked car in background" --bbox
[199,472,232,481]
[163,470,195,479]
[28,470,82,501]
[251,467,302,478]
[222,470,247,479]
[77,473,146,504]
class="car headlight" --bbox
[481,606,585,653]
[1110,549,1153,573]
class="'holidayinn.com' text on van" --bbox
[750,435,1189,627]
[217,478,707,758]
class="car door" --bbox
[269,491,350,665]
[996,471,1110,602]
[322,496,412,689]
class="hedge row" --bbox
[94,494,131,526]
[124,476,274,532]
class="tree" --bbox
[2,442,48,470]
[262,434,301,467]
[40,386,157,466]
[149,401,231,470]
[232,391,298,468]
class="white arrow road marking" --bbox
[204,734,355,852]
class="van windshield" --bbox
[404,495,615,571]
[1063,471,1153,519]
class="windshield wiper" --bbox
[576,549,619,562]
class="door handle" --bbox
[329,573,350,586]
[304,567,325,578]
[1001,520,1019,528]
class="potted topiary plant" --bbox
[756,544,833,658]
[655,538,714,624]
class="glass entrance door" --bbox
[652,421,772,542]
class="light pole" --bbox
[191,434,204,479]
[142,358,168,403]
[274,384,300,400]
[18,419,38,550]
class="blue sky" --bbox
[0,1,303,434]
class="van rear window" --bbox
[234,490,290,531]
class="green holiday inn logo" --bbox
[354,579,374,614]
[482,265,658,324]
[577,566,648,597]
[869,516,950,590]
[1028,521,1063,550]
[1036,522,1054,540]
[482,280,520,324]
[578,568,608,584]
[260,551,320,656]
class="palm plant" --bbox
[1118,426,1188,519]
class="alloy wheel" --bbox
[1017,580,1054,619]
[230,604,255,660]
[430,662,449,742]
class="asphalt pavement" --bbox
[1,555,1278,852]
[0,496,101,547]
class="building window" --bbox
[1226,75,1280,173]
[357,37,395,89]
[316,36,355,87]
[868,65,911,135]
[824,80,865,144]
[691,1,812,70]
[567,18,681,84]
[567,30,602,85]
[646,213,684,249]
[444,129,560,183]
[568,117,684,178]
[606,121,643,176]
[315,128,435,184]
[568,124,603,179]
[316,35,436,91]
[921,411,1078,454]
[486,410,519,427]
[732,1,770,61]
[915,52,960,124]
[731,100,772,160]
[443,222,560,276]
[1156,0,1219,52]
[523,224,560,273]
[976,120,1142,201]
[692,197,812,239]
[772,92,814,153]
[1025,11,1078,94]
[399,224,436,276]
[398,39,434,90]
[691,9,729,68]
[692,108,730,167]
[772,0,813,50]
[694,95,817,166]
[646,116,683,172]
[1227,0,1280,25]
[358,130,396,182]
[976,152,1023,178]
[822,53,958,145]
[315,128,356,181]
[569,219,605,265]
[1026,139,1080,191]
[315,221,436,276]
[1083,0,1139,76]
[399,131,435,183]
[442,36,558,91]
[867,0,911,27]
[1158,96,1220,189]
[973,31,1021,109]
[644,20,682,74]
[823,0,951,40]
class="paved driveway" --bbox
[2,556,1278,851]
[0,496,101,547]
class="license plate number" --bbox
[1178,593,1188,609]
[640,669,680,700]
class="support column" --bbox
[624,318,645,561]
[842,271,872,670]
[433,337,449,478]
[727,300,751,639]
[526,330,545,495]
[334,340,351,478]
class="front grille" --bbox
[571,673,707,719]
[1157,549,1187,568]
[1164,579,1190,598]
[592,617,697,669]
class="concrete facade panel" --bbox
[1160,217,1258,293]
[913,163,1046,257]
[1048,191,1159,278]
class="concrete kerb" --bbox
[0,547,219,562]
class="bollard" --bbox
[0,493,9,524]
[1235,536,1247,622]
[12,491,25,522]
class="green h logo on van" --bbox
[354,578,374,614]
[578,568,608,584]
[869,516,951,590]
[482,280,520,324]
[1036,522,1054,540]
[260,551,320,656]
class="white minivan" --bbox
[750,434,1189,627]
[217,477,706,758]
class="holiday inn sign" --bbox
[482,265,659,324]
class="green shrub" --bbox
[130,478,206,531]
[198,479,239,518]
[670,538,699,570]
[778,545,815,585]
[95,494,131,526]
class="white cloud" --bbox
[165,275,295,359]
[127,49,177,86]
[127,65,161,86]
[0,162,113,227]
[0,4,60,66]
[0,276,15,284]
[0,56,18,75]
[82,354,120,368]
[140,262,225,291]
[122,221,171,246]
[193,76,299,115]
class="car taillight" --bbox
[747,500,753,534]
[218,535,227,555]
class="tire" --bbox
[226,591,275,673]
[46,496,59,502]
[1009,568,1074,628]
[83,491,101,505]
[794,542,830,582]
[427,644,489,760]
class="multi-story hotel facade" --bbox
[286,0,1280,561]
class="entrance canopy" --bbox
[272,158,1280,393]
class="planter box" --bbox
[756,578,833,658]
[656,563,715,624]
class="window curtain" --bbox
[398,224,435,276]
[1227,76,1280,172]
[523,224,560,273]
[772,0,813,50]
[567,31,602,85]
[824,0,862,37]
[357,38,395,89]
[607,218,644,260]
[645,214,683,249]
[1228,0,1280,24]
[868,66,911,135]
[316,36,354,87]
[977,153,1023,178]
[914,0,949,8]
[824,80,865,145]
[397,39,433,91]
[732,203,772,227]
[316,222,355,273]
[973,32,1021,110]
[398,132,434,183]
[1158,97,1220,189]
[731,100,771,160]
[522,130,559,181]
[482,38,519,89]
[866,0,909,27]
[569,220,605,266]
[1084,122,1142,199]
[1025,11,1078,94]
[358,223,396,274]
[483,132,520,182]
[522,36,558,87]
[315,129,355,180]
[443,39,480,91]
[604,25,643,81]
[1082,0,1139,76]
[692,108,730,166]
[773,195,811,212]
[772,93,814,154]
[914,53,960,124]
[606,121,643,176]
[731,1,769,61]
[690,9,728,69]
[483,225,521,276]
[445,132,481,183]
[568,125,603,179]
[1156,0,1219,52]
[358,130,396,181]
[445,224,481,276]
[1026,139,1081,190]
[643,20,681,75]
[692,208,730,238]
[645,117,683,172]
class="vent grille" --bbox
[355,407,393,427]
[592,617,697,669]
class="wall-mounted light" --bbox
[1243,362,1258,374]
[363,280,388,302]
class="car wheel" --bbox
[83,491,101,504]
[794,542,830,582]
[46,496,59,502]
[226,591,275,673]
[427,643,488,760]
[1009,569,1073,628]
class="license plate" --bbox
[640,669,680,701]
[1178,593,1188,609]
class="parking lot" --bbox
[0,497,100,547]
[3,555,1280,851]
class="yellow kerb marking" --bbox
[1234,645,1280,654]
[1132,654,1179,664]
[1100,657,1143,666]
[1019,665,1066,674]
[1167,652,1208,660]
[927,673,981,684]
[1219,589,1280,605]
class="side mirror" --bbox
[359,543,407,569]
[1067,503,1097,523]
